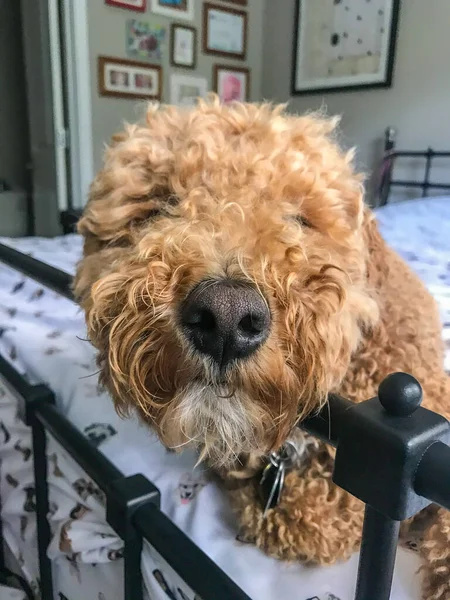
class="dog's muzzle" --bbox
[180,279,270,369]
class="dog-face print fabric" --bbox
[1,219,447,599]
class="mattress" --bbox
[1,196,449,600]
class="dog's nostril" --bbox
[180,279,271,367]
[238,314,264,336]
[185,309,215,331]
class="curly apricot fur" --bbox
[75,98,450,599]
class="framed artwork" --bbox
[292,0,400,95]
[171,24,197,69]
[126,20,167,61]
[98,56,162,100]
[170,74,209,106]
[203,3,247,60]
[214,65,250,103]
[222,0,247,4]
[105,0,146,12]
[150,0,194,21]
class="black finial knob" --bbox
[378,372,423,417]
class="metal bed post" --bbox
[27,387,55,600]
[384,126,397,153]
[106,474,160,600]
[35,399,160,600]
[354,507,400,600]
[423,148,434,197]
[0,486,5,574]
[377,126,397,207]
[0,358,55,599]
[302,372,450,600]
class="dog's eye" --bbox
[295,216,313,228]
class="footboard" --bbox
[1,241,450,600]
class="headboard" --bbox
[376,127,450,206]
[60,209,83,235]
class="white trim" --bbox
[48,0,68,211]
[62,0,94,209]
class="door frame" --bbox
[58,0,94,210]
[48,0,69,212]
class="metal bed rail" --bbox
[1,242,450,600]
[377,127,450,206]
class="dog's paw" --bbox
[228,470,363,565]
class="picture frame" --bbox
[150,0,194,21]
[98,56,162,101]
[170,74,209,107]
[203,3,247,60]
[105,0,146,12]
[292,0,400,95]
[126,20,167,61]
[170,24,197,69]
[213,65,250,103]
[222,0,247,4]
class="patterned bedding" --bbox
[375,196,450,372]
[0,196,449,600]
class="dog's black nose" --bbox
[181,280,270,367]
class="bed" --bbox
[0,132,450,600]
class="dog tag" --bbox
[259,442,298,517]
[259,454,285,517]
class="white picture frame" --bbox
[170,74,209,107]
[150,0,194,21]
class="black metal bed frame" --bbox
[1,170,450,599]
[377,126,450,206]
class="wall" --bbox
[262,0,450,202]
[88,0,265,172]
[0,0,30,191]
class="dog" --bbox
[83,422,117,447]
[178,472,205,504]
[75,98,450,600]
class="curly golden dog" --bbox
[75,99,450,600]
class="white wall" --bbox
[262,0,450,202]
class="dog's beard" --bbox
[159,381,267,468]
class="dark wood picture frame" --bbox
[170,24,197,69]
[291,0,401,95]
[98,56,162,101]
[105,0,147,12]
[203,3,248,60]
[222,0,248,5]
[213,64,250,102]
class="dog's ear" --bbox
[74,116,175,302]
[362,207,389,286]
[77,117,174,257]
[286,114,365,236]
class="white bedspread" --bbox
[1,195,449,600]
